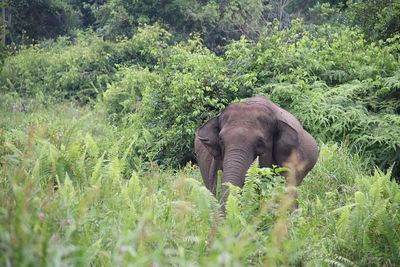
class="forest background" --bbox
[1,0,400,266]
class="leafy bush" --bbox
[1,32,114,101]
[100,21,400,176]
[225,21,400,176]
[332,170,400,265]
[242,20,399,87]
[1,98,399,266]
[104,36,256,166]
[102,67,159,118]
[0,25,171,102]
[93,0,220,42]
[294,145,400,266]
[346,0,400,41]
[268,80,400,176]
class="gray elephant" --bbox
[195,96,318,208]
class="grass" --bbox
[1,97,399,266]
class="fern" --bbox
[330,169,400,265]
[336,206,351,238]
[225,183,246,232]
[90,153,106,186]
[324,255,358,267]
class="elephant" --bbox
[194,96,318,209]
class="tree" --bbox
[1,0,7,45]
[346,0,400,41]
[92,0,220,41]
[6,0,81,44]
[0,0,6,66]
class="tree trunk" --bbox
[1,0,5,45]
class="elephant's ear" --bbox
[197,116,221,160]
[275,118,299,152]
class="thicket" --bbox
[1,0,314,49]
[1,2,400,265]
[0,26,170,101]
[1,21,399,176]
[3,1,399,50]
[346,0,400,41]
[102,22,400,176]
[1,99,399,266]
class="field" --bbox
[1,99,399,266]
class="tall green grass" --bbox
[1,98,399,266]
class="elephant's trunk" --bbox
[221,147,254,210]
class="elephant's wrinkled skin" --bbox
[195,96,318,209]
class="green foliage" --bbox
[224,20,400,176]
[270,79,400,175]
[0,99,218,266]
[4,0,398,50]
[346,0,400,41]
[212,0,264,45]
[92,0,220,41]
[0,25,170,101]
[1,98,400,266]
[1,31,114,101]
[332,170,400,265]
[89,0,352,51]
[293,144,400,266]
[2,20,399,175]
[102,67,158,117]
[2,4,400,267]
[103,36,255,165]
[304,2,345,25]
[6,0,81,44]
[252,21,399,86]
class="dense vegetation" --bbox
[1,0,399,266]
[1,100,399,266]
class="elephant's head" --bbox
[197,96,301,199]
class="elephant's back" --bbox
[246,96,303,128]
[299,130,319,171]
[274,105,303,129]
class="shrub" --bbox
[294,145,400,266]
[125,37,255,166]
[331,170,400,265]
[0,25,171,102]
[269,80,400,177]
[102,67,160,119]
[1,98,399,266]
[226,20,399,87]
[225,21,400,176]
[346,0,400,41]
[1,32,114,101]
[100,21,399,176]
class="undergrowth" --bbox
[1,19,399,267]
[2,23,399,176]
[1,99,399,266]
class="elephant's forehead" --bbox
[221,103,274,122]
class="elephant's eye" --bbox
[256,139,264,147]
[255,139,265,154]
